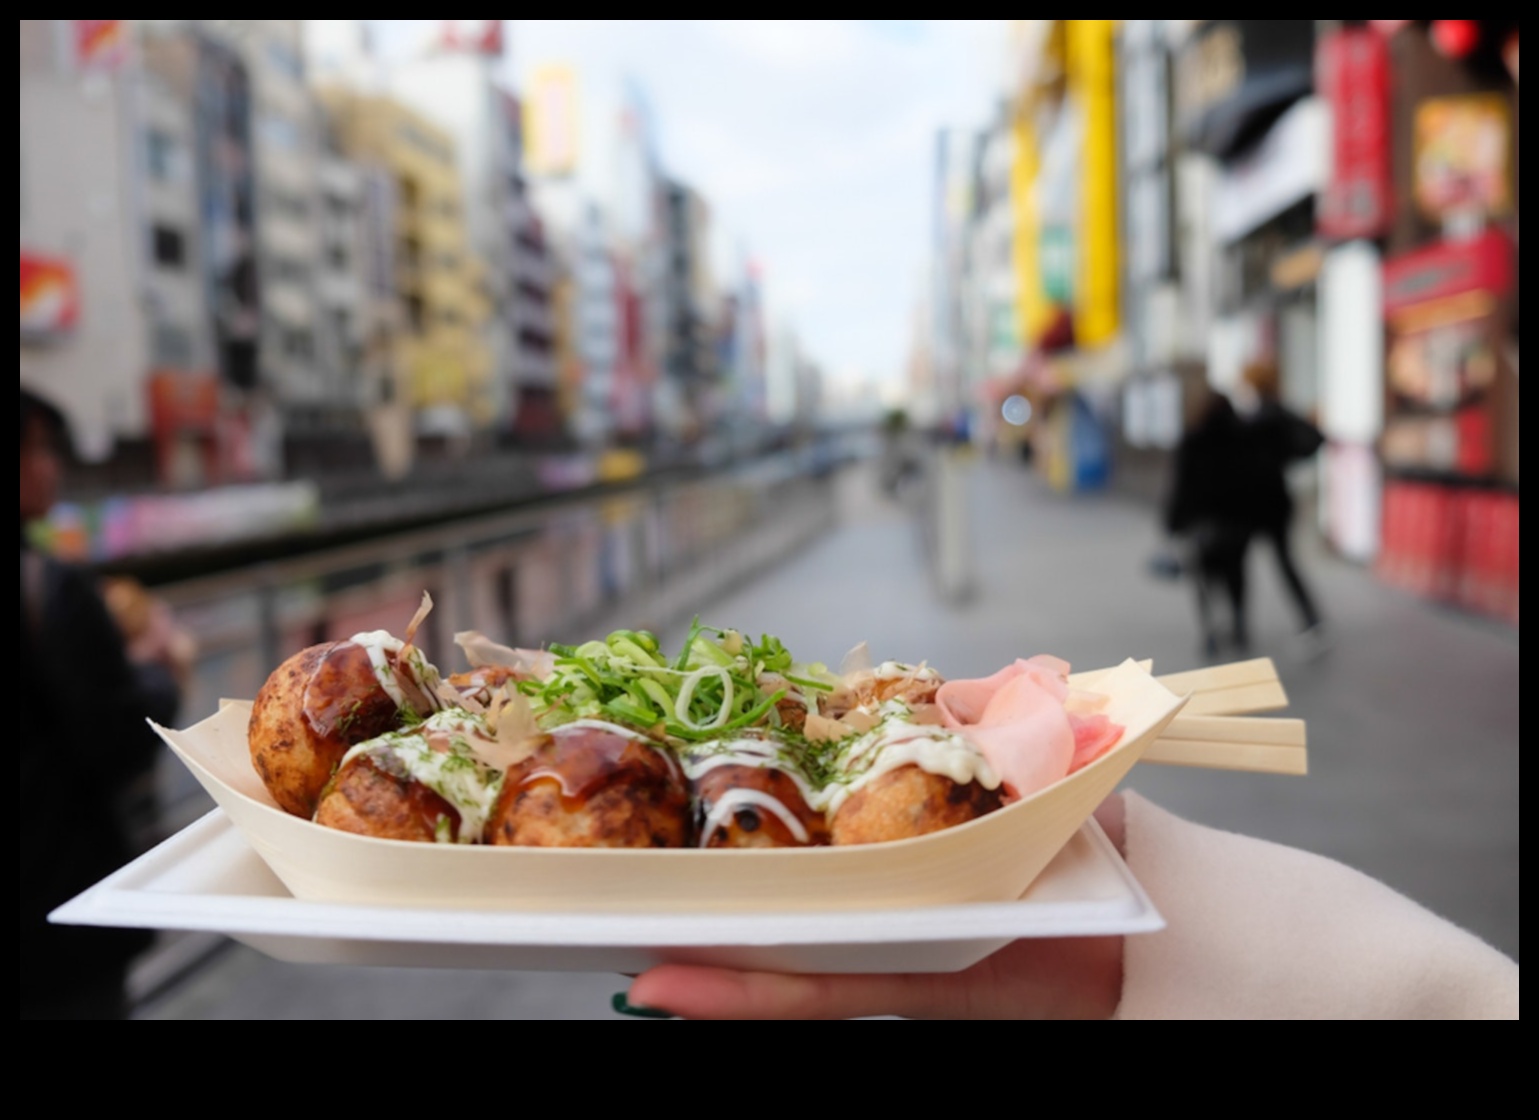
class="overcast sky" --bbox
[368,20,1007,392]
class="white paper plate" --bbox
[52,809,1162,974]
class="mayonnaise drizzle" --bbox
[552,718,663,744]
[814,713,999,818]
[337,710,505,843]
[682,737,817,799]
[683,736,819,847]
[349,629,446,714]
[698,789,812,847]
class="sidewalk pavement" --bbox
[133,456,1519,1019]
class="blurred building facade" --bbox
[383,26,560,446]
[930,19,1518,623]
[21,20,154,471]
[19,18,866,564]
[658,178,718,441]
[316,84,491,447]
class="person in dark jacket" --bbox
[1163,390,1256,655]
[20,388,184,1019]
[1238,360,1326,644]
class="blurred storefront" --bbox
[1370,21,1519,623]
[1103,20,1519,624]
[1114,22,1207,502]
[1179,18,1327,526]
[1004,19,1120,493]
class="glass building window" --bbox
[152,224,187,269]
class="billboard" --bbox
[524,64,580,177]
[1414,94,1514,222]
[72,19,128,72]
[20,252,80,339]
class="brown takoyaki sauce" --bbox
[302,641,399,747]
[515,726,679,810]
[489,724,690,848]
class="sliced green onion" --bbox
[784,674,835,692]
[675,665,733,730]
[638,678,675,714]
[608,637,660,667]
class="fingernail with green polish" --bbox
[612,992,674,1019]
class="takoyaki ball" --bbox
[314,753,463,843]
[248,641,401,818]
[488,726,689,848]
[693,764,830,849]
[829,765,1002,846]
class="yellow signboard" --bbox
[525,64,580,176]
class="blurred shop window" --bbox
[266,188,309,221]
[284,329,315,363]
[151,322,195,369]
[259,112,302,153]
[269,256,310,285]
[144,129,186,184]
[152,224,187,270]
[265,40,303,83]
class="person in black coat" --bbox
[1238,361,1325,641]
[19,388,185,1019]
[1164,390,1256,655]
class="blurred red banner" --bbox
[1317,28,1391,240]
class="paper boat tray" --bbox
[154,658,1185,914]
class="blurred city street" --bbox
[22,21,1519,1019]
[132,458,1519,1019]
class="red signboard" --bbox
[1317,29,1392,240]
[73,20,127,72]
[1382,229,1514,314]
[20,252,80,338]
[147,370,220,436]
[438,20,504,57]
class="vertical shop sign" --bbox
[1068,19,1119,348]
[525,65,580,177]
[1317,28,1391,240]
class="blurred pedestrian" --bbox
[1162,390,1254,656]
[878,408,921,499]
[19,387,190,1019]
[1236,360,1327,650]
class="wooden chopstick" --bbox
[1155,658,1289,716]
[1141,714,1308,775]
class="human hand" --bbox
[619,795,1128,1020]
[122,593,197,686]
